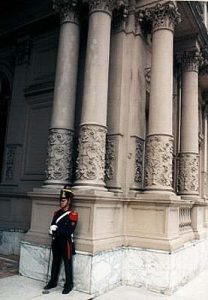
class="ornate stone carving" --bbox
[105,135,116,181]
[178,153,199,194]
[144,135,173,190]
[181,50,203,73]
[52,0,80,24]
[5,144,17,181]
[76,124,107,181]
[138,2,181,32]
[134,137,144,184]
[87,0,127,15]
[45,128,74,183]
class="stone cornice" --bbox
[138,2,181,33]
[52,0,80,24]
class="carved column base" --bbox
[44,128,74,187]
[74,124,107,190]
[177,153,199,196]
[144,134,174,192]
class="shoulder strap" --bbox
[55,211,71,224]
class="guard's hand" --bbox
[49,225,58,235]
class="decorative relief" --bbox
[105,135,116,181]
[138,2,181,32]
[76,124,107,181]
[5,144,18,181]
[134,137,144,184]
[144,135,173,189]
[52,0,80,24]
[177,153,199,194]
[45,128,74,183]
[181,51,203,73]
[16,39,31,65]
[87,0,127,15]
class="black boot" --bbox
[62,285,72,294]
[44,281,57,290]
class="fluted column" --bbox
[44,0,80,187]
[139,3,181,192]
[178,51,201,196]
[75,0,124,190]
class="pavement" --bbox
[1,255,208,300]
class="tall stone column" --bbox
[178,51,201,196]
[140,3,181,192]
[75,1,125,190]
[105,6,128,192]
[44,0,80,187]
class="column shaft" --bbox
[44,1,80,187]
[149,29,173,134]
[81,13,111,125]
[105,7,128,192]
[178,51,201,196]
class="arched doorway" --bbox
[0,74,11,181]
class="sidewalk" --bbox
[1,254,208,300]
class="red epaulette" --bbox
[69,211,78,222]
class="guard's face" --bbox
[60,198,70,209]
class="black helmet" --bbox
[60,185,74,200]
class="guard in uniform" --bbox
[44,186,78,294]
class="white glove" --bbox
[49,225,58,235]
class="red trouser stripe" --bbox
[67,241,71,260]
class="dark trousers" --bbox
[50,238,73,289]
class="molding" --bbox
[24,81,54,97]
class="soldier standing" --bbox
[44,186,78,294]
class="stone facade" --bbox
[0,0,208,297]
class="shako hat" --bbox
[60,185,74,200]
